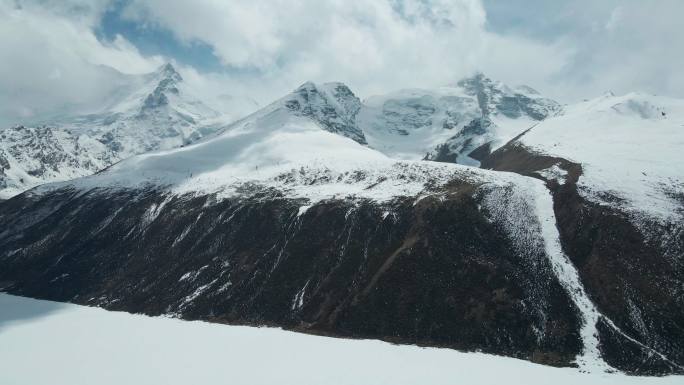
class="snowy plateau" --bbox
[1,66,683,381]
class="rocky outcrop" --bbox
[457,73,561,121]
[0,126,113,198]
[284,82,366,144]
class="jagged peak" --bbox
[289,81,361,114]
[281,81,365,144]
[139,64,184,113]
[155,63,182,83]
[296,81,317,90]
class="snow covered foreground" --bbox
[0,294,680,385]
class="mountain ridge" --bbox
[1,72,682,375]
[357,73,562,165]
[0,63,232,199]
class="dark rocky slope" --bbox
[0,180,583,367]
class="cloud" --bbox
[555,0,684,100]
[121,0,635,104]
[481,0,684,101]
[122,0,490,100]
[0,1,164,126]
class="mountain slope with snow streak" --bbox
[9,81,681,373]
[479,93,684,375]
[2,86,606,371]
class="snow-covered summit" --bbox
[357,73,561,165]
[139,64,184,112]
[281,81,366,144]
[156,63,183,82]
[60,63,223,153]
[0,64,235,199]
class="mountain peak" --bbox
[289,81,361,117]
[156,63,182,83]
[141,64,184,112]
[295,81,317,91]
[455,72,493,89]
[283,81,366,144]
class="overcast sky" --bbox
[1,0,683,126]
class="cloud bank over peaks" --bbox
[1,0,683,126]
[120,0,492,97]
[0,1,164,125]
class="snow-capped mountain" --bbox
[33,80,446,201]
[357,73,561,165]
[0,64,238,199]
[2,79,683,375]
[0,72,558,199]
[55,64,227,153]
[283,82,367,145]
[0,125,112,199]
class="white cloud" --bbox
[125,0,647,104]
[477,34,573,95]
[0,1,164,126]
[554,1,684,100]
[122,0,490,100]
[481,0,684,102]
